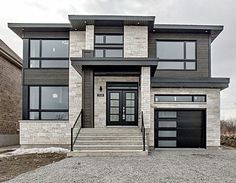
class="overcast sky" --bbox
[0,0,235,119]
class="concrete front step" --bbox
[75,140,143,145]
[74,144,144,150]
[79,133,142,136]
[67,150,148,157]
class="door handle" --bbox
[122,107,126,120]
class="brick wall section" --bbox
[150,88,221,147]
[124,26,148,57]
[0,54,21,134]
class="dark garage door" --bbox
[155,110,206,148]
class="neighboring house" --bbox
[8,15,229,155]
[0,39,22,147]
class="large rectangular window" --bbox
[156,41,196,70]
[29,39,69,68]
[154,95,206,102]
[29,86,68,120]
[94,34,123,58]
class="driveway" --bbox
[5,149,236,183]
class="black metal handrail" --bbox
[71,109,83,151]
[141,111,146,151]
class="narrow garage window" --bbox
[154,95,206,102]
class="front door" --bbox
[107,86,138,126]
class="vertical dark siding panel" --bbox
[82,68,94,128]
[22,85,28,120]
[94,26,124,34]
[149,33,210,78]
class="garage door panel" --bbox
[178,138,202,148]
[155,109,206,148]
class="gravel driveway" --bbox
[5,149,236,183]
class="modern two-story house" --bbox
[9,15,229,156]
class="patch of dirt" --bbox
[0,153,66,182]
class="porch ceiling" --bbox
[71,57,158,76]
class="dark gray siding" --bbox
[23,31,69,39]
[149,33,210,78]
[82,68,94,128]
[94,26,123,34]
[24,69,69,85]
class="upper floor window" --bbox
[29,39,69,68]
[156,41,196,70]
[94,35,123,58]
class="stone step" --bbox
[67,150,148,157]
[75,140,143,145]
[74,144,143,150]
[77,136,143,140]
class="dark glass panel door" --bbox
[107,90,137,126]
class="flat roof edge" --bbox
[68,15,155,21]
[154,24,224,31]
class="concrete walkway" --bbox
[5,149,236,183]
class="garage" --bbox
[155,109,206,148]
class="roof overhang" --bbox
[151,77,230,90]
[68,15,155,31]
[0,39,22,68]
[153,24,223,42]
[71,57,158,76]
[8,23,72,38]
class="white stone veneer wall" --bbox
[124,26,148,57]
[20,121,70,146]
[69,31,85,126]
[94,76,139,128]
[141,67,151,128]
[150,88,221,148]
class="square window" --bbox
[29,112,39,120]
[95,49,104,57]
[30,60,40,68]
[186,62,196,70]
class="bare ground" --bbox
[0,153,66,182]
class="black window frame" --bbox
[94,34,124,58]
[29,39,69,69]
[28,85,69,120]
[156,40,197,71]
[154,94,206,103]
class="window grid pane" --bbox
[41,40,69,58]
[158,61,184,70]
[157,41,184,59]
[41,60,69,68]
[30,87,39,109]
[30,40,40,58]
[158,111,177,118]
